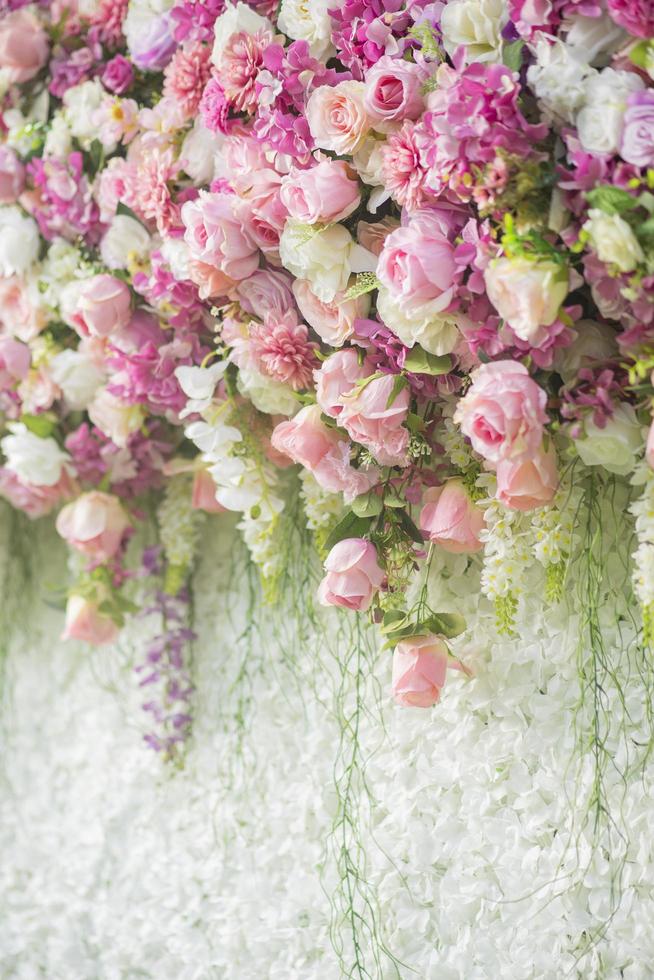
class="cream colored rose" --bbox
[575,404,642,476]
[306,81,371,155]
[440,0,507,63]
[100,214,151,271]
[277,0,333,58]
[376,286,460,357]
[576,68,644,156]
[279,221,353,303]
[583,209,644,274]
[484,256,569,343]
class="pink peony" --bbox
[420,480,485,553]
[62,595,119,646]
[182,190,259,283]
[163,41,212,119]
[376,209,459,314]
[454,361,548,466]
[0,9,49,84]
[280,159,361,225]
[381,122,431,212]
[495,446,558,512]
[392,635,463,708]
[315,348,374,418]
[339,372,411,467]
[364,55,426,124]
[74,275,132,338]
[317,537,385,611]
[249,312,319,390]
[0,146,25,205]
[56,491,131,562]
[218,29,271,114]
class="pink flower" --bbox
[249,312,319,390]
[376,209,458,314]
[454,361,548,466]
[219,29,271,114]
[133,145,180,235]
[192,468,225,513]
[0,336,30,387]
[74,275,132,338]
[292,279,369,348]
[163,41,212,119]
[495,446,559,512]
[237,268,295,320]
[420,480,485,553]
[0,276,45,342]
[339,372,410,467]
[364,55,426,124]
[647,420,654,470]
[281,159,361,225]
[102,55,134,95]
[392,635,463,708]
[315,348,374,418]
[381,122,432,212]
[0,9,49,84]
[199,77,230,133]
[182,189,259,283]
[94,157,137,220]
[0,468,74,519]
[607,0,654,37]
[0,146,25,205]
[357,217,400,257]
[56,491,131,562]
[62,595,119,646]
[306,80,371,155]
[620,92,654,169]
[317,537,385,611]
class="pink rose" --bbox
[364,55,426,124]
[620,91,654,169]
[0,276,45,342]
[0,9,49,84]
[306,81,371,155]
[315,348,374,419]
[56,491,131,561]
[237,268,295,321]
[376,209,458,314]
[340,373,410,467]
[74,275,132,338]
[0,336,30,387]
[0,146,25,204]
[317,538,385,611]
[646,419,654,470]
[281,159,361,225]
[192,468,226,513]
[292,279,369,348]
[234,189,286,260]
[454,361,548,466]
[0,467,74,519]
[495,445,558,511]
[271,404,378,501]
[420,480,484,553]
[357,218,400,257]
[392,634,463,708]
[62,595,119,646]
[182,189,259,282]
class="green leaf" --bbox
[344,272,380,300]
[585,186,639,216]
[380,609,410,634]
[421,611,467,639]
[406,412,425,434]
[502,40,524,72]
[397,508,424,544]
[383,488,405,508]
[323,511,373,552]
[636,216,654,241]
[87,138,105,177]
[20,413,55,439]
[116,201,149,229]
[351,492,383,518]
[386,374,408,408]
[402,347,452,376]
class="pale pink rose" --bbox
[237,268,295,320]
[182,190,259,282]
[647,420,654,470]
[315,348,374,418]
[420,480,484,553]
[495,445,558,511]
[292,279,369,348]
[192,468,226,513]
[281,159,361,225]
[62,595,119,646]
[0,276,45,342]
[187,258,235,300]
[219,134,270,194]
[357,217,400,257]
[0,9,49,84]
[454,361,548,466]
[94,157,138,220]
[0,146,25,204]
[56,491,131,562]
[317,538,385,611]
[0,336,30,387]
[234,190,286,260]
[339,373,410,467]
[392,634,463,708]
[74,275,132,338]
[306,81,372,155]
[0,467,74,519]
[364,55,426,123]
[376,209,458,314]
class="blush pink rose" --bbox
[74,275,132,338]
[281,159,361,225]
[0,467,75,519]
[454,361,548,466]
[0,276,45,342]
[237,268,295,320]
[392,634,465,708]
[646,419,654,470]
[182,190,259,282]
[495,445,558,511]
[376,209,458,314]
[317,537,385,611]
[420,480,484,553]
[0,336,30,387]
[315,348,374,419]
[56,491,131,561]
[62,595,119,646]
[234,190,287,260]
[339,373,410,467]
[0,9,49,84]
[0,146,25,204]
[306,81,371,155]
[292,279,369,348]
[364,55,426,124]
[192,468,226,513]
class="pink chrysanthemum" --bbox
[249,312,319,390]
[220,30,270,114]
[163,41,212,119]
[381,121,432,212]
[134,146,180,235]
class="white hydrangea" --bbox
[631,461,654,612]
[527,35,595,125]
[63,80,109,151]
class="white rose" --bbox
[484,256,569,343]
[63,80,110,151]
[100,214,151,270]
[1,423,70,487]
[0,206,39,277]
[564,13,626,66]
[43,112,73,159]
[527,36,594,125]
[236,364,298,416]
[376,287,460,356]
[278,0,333,58]
[212,2,273,65]
[180,120,223,185]
[279,221,353,303]
[160,237,193,283]
[48,349,106,411]
[576,68,644,155]
[440,0,507,63]
[575,404,642,476]
[553,320,617,382]
[583,209,644,273]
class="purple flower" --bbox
[101,54,134,94]
[49,47,97,98]
[620,91,654,169]
[27,152,101,244]
[129,12,176,71]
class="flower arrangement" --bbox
[0,0,652,761]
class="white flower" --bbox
[43,112,73,159]
[236,364,299,416]
[2,90,48,156]
[0,206,39,277]
[49,349,106,411]
[484,256,569,343]
[100,215,151,271]
[527,36,594,125]
[159,238,193,284]
[185,417,242,455]
[440,0,507,63]
[564,13,626,66]
[88,389,145,448]
[279,221,353,303]
[63,80,109,151]
[553,320,617,382]
[278,0,333,59]
[1,423,70,487]
[376,286,460,356]
[212,2,273,65]
[574,404,642,476]
[180,120,223,185]
[576,68,644,156]
[583,209,644,274]
[175,363,227,418]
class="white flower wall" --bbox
[1,504,654,980]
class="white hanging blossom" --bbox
[299,470,344,532]
[157,475,204,572]
[630,461,654,639]
[439,398,479,472]
[479,476,534,631]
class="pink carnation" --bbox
[249,312,319,390]
[219,30,271,114]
